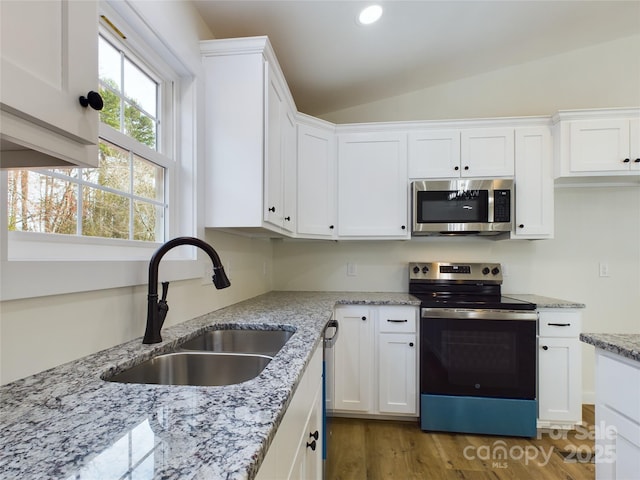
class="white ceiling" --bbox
[193,1,640,116]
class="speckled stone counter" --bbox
[0,291,419,480]
[580,333,640,363]
[505,294,586,309]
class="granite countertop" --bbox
[0,291,419,480]
[505,294,586,309]
[580,333,640,363]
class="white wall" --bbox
[0,230,273,384]
[273,186,640,401]
[320,34,640,124]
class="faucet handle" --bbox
[158,282,170,328]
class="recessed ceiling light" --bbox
[358,5,383,25]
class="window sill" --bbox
[1,232,203,301]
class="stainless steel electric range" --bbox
[409,262,538,438]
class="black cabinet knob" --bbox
[284,216,291,221]
[409,342,414,347]
[306,440,317,451]
[635,158,640,163]
[519,224,524,229]
[79,91,104,111]
[329,225,334,230]
[623,158,631,163]
[309,430,319,441]
[542,345,549,351]
[454,166,459,171]
[401,225,406,230]
[361,316,367,321]
[268,206,276,213]
[464,165,469,170]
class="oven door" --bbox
[420,309,537,400]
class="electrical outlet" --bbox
[599,262,610,278]
[347,263,357,276]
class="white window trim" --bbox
[0,1,203,301]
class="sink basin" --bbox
[106,352,272,386]
[179,328,294,356]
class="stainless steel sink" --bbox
[179,328,294,356]
[106,352,272,386]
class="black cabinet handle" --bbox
[306,440,317,451]
[454,166,459,171]
[409,342,414,347]
[542,345,549,350]
[547,323,571,327]
[623,158,631,163]
[79,91,104,111]
[518,224,524,229]
[464,165,469,170]
[268,206,276,212]
[401,225,406,230]
[635,158,640,163]
[361,316,367,321]
[387,319,408,323]
[329,225,334,230]
[309,430,319,441]
[284,216,291,221]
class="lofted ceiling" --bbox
[193,1,640,117]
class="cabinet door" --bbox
[408,130,461,178]
[570,119,631,172]
[337,132,409,238]
[513,127,553,238]
[378,333,417,415]
[631,119,640,172]
[334,307,373,412]
[282,109,297,233]
[461,128,514,177]
[538,336,581,425]
[297,122,336,237]
[0,0,98,147]
[264,62,285,227]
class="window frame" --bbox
[0,1,202,301]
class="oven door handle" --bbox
[421,308,538,321]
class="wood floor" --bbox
[326,405,595,480]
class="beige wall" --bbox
[0,230,273,384]
[320,34,640,124]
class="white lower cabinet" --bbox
[256,345,323,480]
[333,305,418,417]
[537,309,582,429]
[595,350,640,480]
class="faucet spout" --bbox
[143,236,230,344]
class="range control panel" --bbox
[409,262,503,283]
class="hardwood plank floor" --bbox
[326,405,595,480]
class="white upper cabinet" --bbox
[0,0,100,168]
[553,108,640,179]
[408,127,514,178]
[297,115,336,238]
[337,131,409,239]
[513,126,554,239]
[201,37,297,234]
[408,130,461,178]
[264,64,297,233]
[461,127,515,177]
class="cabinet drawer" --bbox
[538,310,581,337]
[597,352,640,422]
[378,306,417,333]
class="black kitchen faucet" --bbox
[143,236,230,344]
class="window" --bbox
[1,3,202,301]
[6,32,170,244]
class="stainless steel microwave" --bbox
[412,179,513,236]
